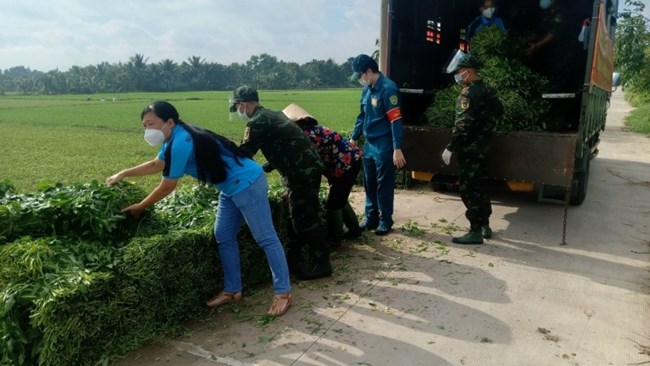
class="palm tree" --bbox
[127,53,149,91]
[182,56,206,90]
[158,59,179,91]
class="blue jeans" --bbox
[214,173,291,294]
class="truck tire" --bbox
[569,156,590,205]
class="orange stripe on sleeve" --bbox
[386,107,402,123]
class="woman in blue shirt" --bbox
[106,101,292,317]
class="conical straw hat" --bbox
[282,103,314,122]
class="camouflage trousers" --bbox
[285,173,327,252]
[457,153,492,232]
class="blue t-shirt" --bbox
[467,15,507,41]
[352,73,404,150]
[157,125,262,196]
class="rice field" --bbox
[0,89,361,192]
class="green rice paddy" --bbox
[0,89,360,192]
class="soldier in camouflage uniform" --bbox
[442,53,503,244]
[230,86,332,280]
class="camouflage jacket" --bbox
[240,105,324,182]
[446,80,502,155]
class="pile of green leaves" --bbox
[148,184,220,231]
[0,237,123,365]
[425,84,462,127]
[0,181,147,244]
[0,180,293,366]
[426,27,552,131]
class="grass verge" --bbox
[625,91,650,135]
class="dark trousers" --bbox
[457,153,492,231]
[286,173,328,254]
[326,158,361,210]
[287,173,323,235]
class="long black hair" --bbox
[141,101,248,185]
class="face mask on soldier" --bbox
[237,103,249,122]
[454,70,469,85]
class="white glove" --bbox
[441,149,452,166]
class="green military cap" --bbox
[229,86,259,112]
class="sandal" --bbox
[267,293,292,316]
[206,291,242,307]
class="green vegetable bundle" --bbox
[424,84,462,128]
[426,27,553,131]
[0,180,294,366]
[0,181,147,244]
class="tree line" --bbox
[0,53,357,95]
[615,0,649,95]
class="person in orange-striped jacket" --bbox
[349,54,406,236]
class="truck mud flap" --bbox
[403,126,577,188]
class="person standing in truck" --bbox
[441,52,503,245]
[349,54,406,236]
[466,0,507,43]
[524,0,573,92]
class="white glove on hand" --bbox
[441,149,452,166]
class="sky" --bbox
[1,0,648,73]
[0,0,381,72]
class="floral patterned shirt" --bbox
[301,125,363,178]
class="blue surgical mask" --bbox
[539,0,552,10]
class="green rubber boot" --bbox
[326,208,344,248]
[452,231,484,245]
[481,225,492,239]
[341,202,362,239]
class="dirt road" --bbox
[114,90,650,366]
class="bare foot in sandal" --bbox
[267,293,292,316]
[206,291,242,307]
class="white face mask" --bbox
[144,128,165,146]
[358,78,369,87]
[237,103,249,121]
[482,7,495,18]
[454,70,469,85]
[358,72,369,87]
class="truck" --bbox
[380,0,619,205]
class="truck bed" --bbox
[403,126,577,187]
